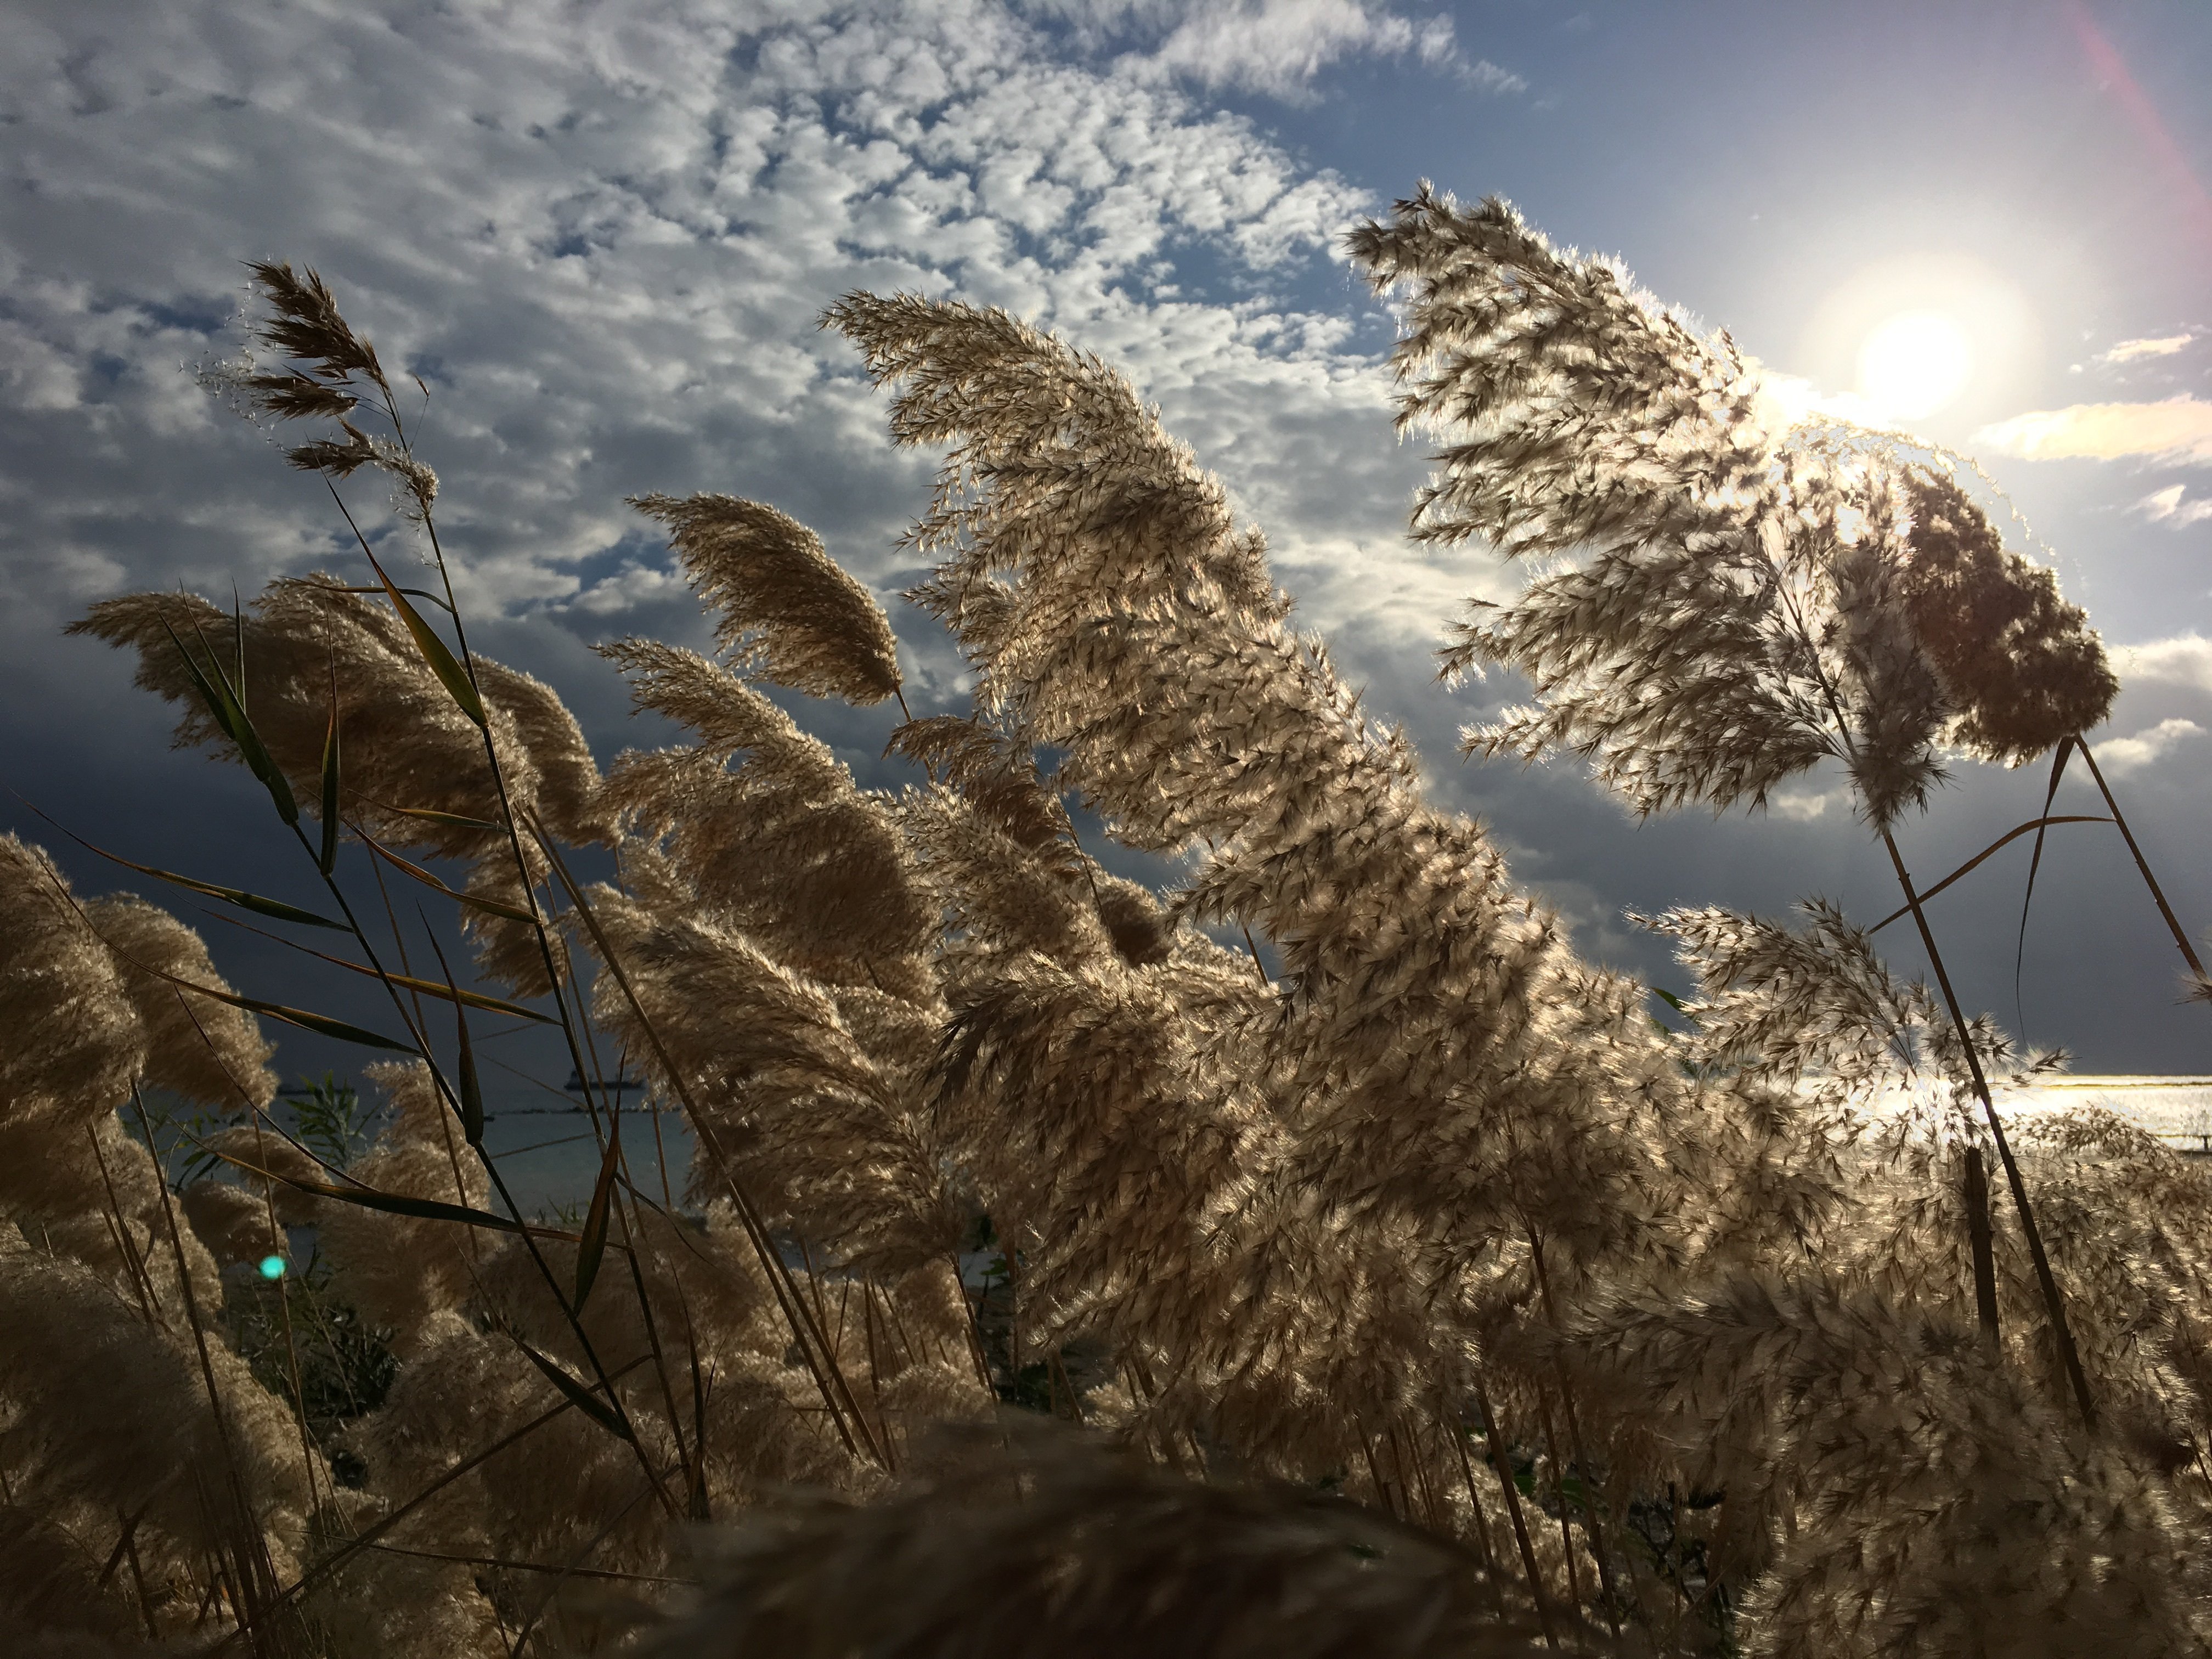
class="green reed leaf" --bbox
[361,546,486,727]
[67,837,344,932]
[428,934,488,1147]
[163,620,299,826]
[209,1146,605,1251]
[457,1036,486,1147]
[232,994,421,1053]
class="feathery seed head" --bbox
[1897,470,2117,763]
[631,492,902,704]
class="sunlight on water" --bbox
[2000,1076,2212,1150]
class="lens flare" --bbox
[258,1254,287,1280]
[1857,312,1973,421]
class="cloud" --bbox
[1458,57,1528,95]
[1972,396,2212,464]
[2094,717,2207,777]
[2113,635,2212,695]
[2098,332,2195,365]
[0,0,1429,653]
[8,0,2208,1084]
[2135,483,2212,526]
[1767,787,1841,822]
[1040,1,1514,100]
[1748,366,1883,432]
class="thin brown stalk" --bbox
[131,1088,290,1653]
[125,1519,160,1640]
[1472,1366,1558,1651]
[2076,737,2210,994]
[1780,586,2098,1430]
[1396,1419,1445,1534]
[861,1279,901,1465]
[1355,1419,1401,1520]
[1442,1388,1504,1598]
[1535,1398,1582,1615]
[948,1254,996,1394]
[1880,825,2097,1429]
[88,1124,165,1324]
[506,1479,658,1659]
[620,1206,699,1500]
[195,1355,654,1656]
[1964,1144,2001,1348]
[360,1539,692,1584]
[1528,1234,1623,1640]
[328,854,671,1499]
[528,816,887,1466]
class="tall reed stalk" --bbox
[1,215,2206,1657]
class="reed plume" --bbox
[5,224,2204,1656]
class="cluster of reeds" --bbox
[2,196,2208,1657]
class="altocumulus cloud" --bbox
[0,0,1483,689]
[5,0,2209,1073]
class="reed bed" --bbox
[2,190,2208,1657]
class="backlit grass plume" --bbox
[629,492,905,707]
[2,220,2204,1657]
[1346,185,2115,826]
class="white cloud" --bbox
[2113,636,2212,695]
[2135,483,2212,526]
[0,0,1449,666]
[1748,366,1884,432]
[1768,788,1841,822]
[1459,58,1529,95]
[2094,717,2207,777]
[1973,397,2212,464]
[1037,1,1517,101]
[2098,332,2194,365]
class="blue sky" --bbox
[4,0,2208,1080]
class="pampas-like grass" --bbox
[641,1420,1555,1659]
[4,225,2204,1656]
[1549,1269,2212,1658]
[1346,185,2114,828]
[69,577,612,995]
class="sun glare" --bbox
[1857,311,1974,421]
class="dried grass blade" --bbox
[195,1357,653,1654]
[386,804,505,834]
[515,1338,635,1443]
[573,1130,619,1312]
[354,826,536,922]
[1866,814,2109,934]
[196,904,555,1028]
[318,673,342,875]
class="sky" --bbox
[3,0,2209,1092]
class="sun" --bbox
[1856,311,1974,422]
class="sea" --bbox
[1994,1075,2212,1154]
[474,1076,2212,1220]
